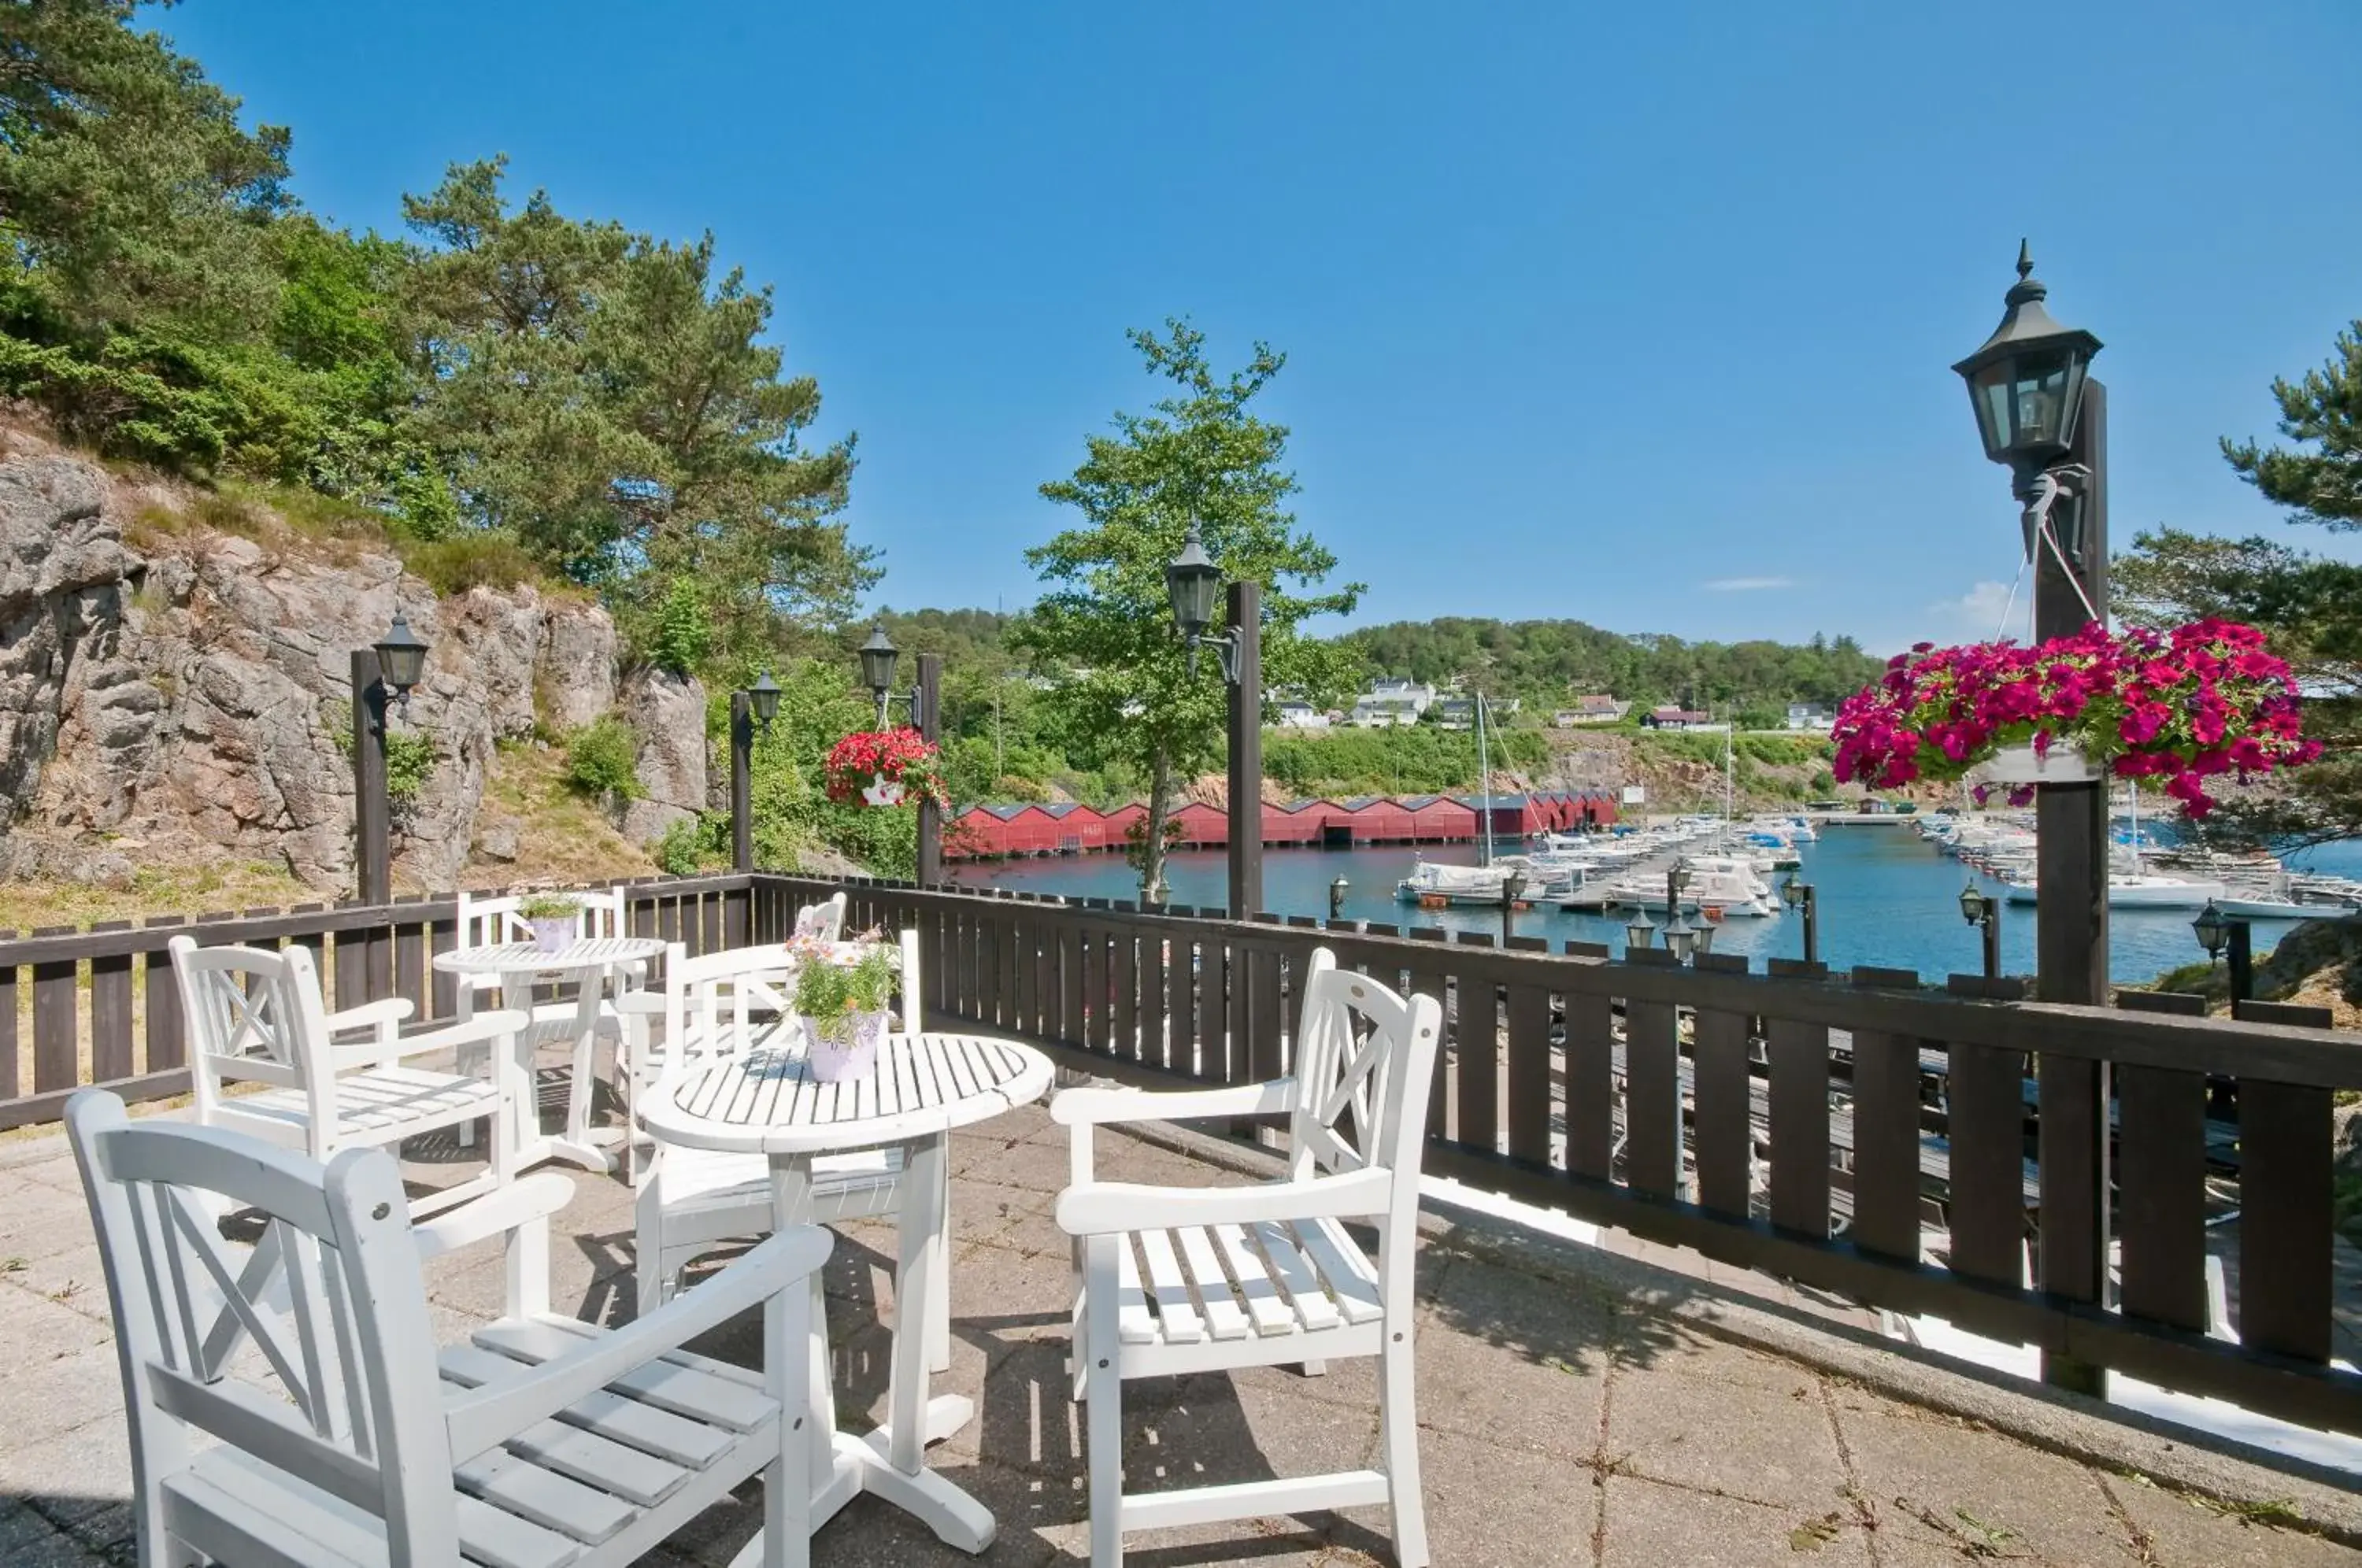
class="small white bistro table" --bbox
[434,936,665,1172]
[638,1030,1054,1556]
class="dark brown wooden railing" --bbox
[10,865,2356,1439]
[0,873,767,1132]
[787,874,2362,1440]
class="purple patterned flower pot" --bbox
[801,1009,887,1082]
[529,917,575,954]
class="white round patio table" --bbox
[433,937,665,1174]
[638,1030,1053,1556]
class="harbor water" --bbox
[946,826,2362,987]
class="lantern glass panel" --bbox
[858,627,898,696]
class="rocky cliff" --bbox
[0,430,702,894]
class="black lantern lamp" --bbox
[2191,899,2231,961]
[857,625,917,727]
[1165,523,1241,682]
[747,670,783,729]
[1953,242,2104,565]
[373,612,429,704]
[1624,907,1657,951]
[1958,882,1994,928]
[1662,911,1699,963]
[1329,875,1350,920]
[1781,873,1807,911]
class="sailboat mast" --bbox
[1477,688,1494,866]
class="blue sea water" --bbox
[946,828,2362,987]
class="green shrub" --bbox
[564,716,643,802]
[383,730,435,806]
[657,813,727,875]
[402,531,540,597]
[648,579,712,675]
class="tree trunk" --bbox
[1139,746,1175,905]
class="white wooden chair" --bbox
[65,1088,830,1568]
[1053,949,1442,1566]
[632,924,953,1370]
[614,893,851,1165]
[452,887,642,1152]
[172,934,528,1218]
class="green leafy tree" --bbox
[2116,320,2362,845]
[1009,320,1362,901]
[400,160,873,646]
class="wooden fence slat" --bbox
[1849,1026,1923,1263]
[1015,907,1038,1041]
[331,904,367,1013]
[31,926,78,1096]
[1058,920,1083,1048]
[1114,929,1139,1062]
[1455,970,1501,1156]
[1767,1015,1831,1237]
[2240,1077,2333,1361]
[2037,1056,2108,1306]
[1165,930,1194,1077]
[1564,989,1615,1182]
[141,915,187,1074]
[1505,982,1552,1166]
[1623,994,1680,1200]
[2116,1063,2208,1331]
[1945,1039,2026,1288]
[1248,948,1283,1086]
[1407,957,1446,1141]
[1691,1004,1753,1219]
[88,920,134,1085]
[1138,924,1167,1070]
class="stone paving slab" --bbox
[2,1098,2356,1567]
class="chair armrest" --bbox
[412,1174,576,1265]
[442,1225,834,1463]
[1051,1078,1296,1127]
[1057,1167,1391,1237]
[324,997,415,1036]
[326,1008,531,1073]
[613,990,666,1016]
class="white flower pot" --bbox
[1982,742,2101,786]
[861,772,906,808]
[800,1009,887,1081]
[528,916,576,953]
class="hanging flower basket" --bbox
[824,727,946,809]
[1831,619,2320,816]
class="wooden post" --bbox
[351,649,391,905]
[1225,581,1263,918]
[2034,377,2109,1396]
[2227,919,2253,1004]
[1982,909,2001,980]
[916,653,943,886]
[730,690,753,872]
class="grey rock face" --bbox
[0,447,635,894]
[617,667,709,847]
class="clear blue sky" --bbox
[159,2,2362,653]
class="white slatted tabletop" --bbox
[635,1030,1052,1556]
[433,937,665,1174]
[432,936,665,977]
[639,1030,1053,1157]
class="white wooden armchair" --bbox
[1053,949,1442,1566]
[451,887,645,1153]
[630,926,953,1371]
[171,934,528,1218]
[66,1088,832,1568]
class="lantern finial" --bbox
[2015,238,2033,283]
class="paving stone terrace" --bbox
[2,1093,2357,1567]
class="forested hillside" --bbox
[1340,618,1883,723]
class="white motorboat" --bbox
[1999,872,2227,908]
[1395,857,1568,908]
[1601,854,1779,916]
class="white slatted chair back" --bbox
[1284,956,1441,1300]
[172,937,339,1148]
[454,889,531,949]
[649,941,802,1096]
[792,892,847,941]
[575,886,631,941]
[893,924,923,1034]
[65,1091,462,1557]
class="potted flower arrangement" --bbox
[788,928,900,1082]
[516,892,583,954]
[824,726,947,810]
[1832,619,2319,816]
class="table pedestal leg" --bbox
[746,1141,994,1558]
[506,966,616,1174]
